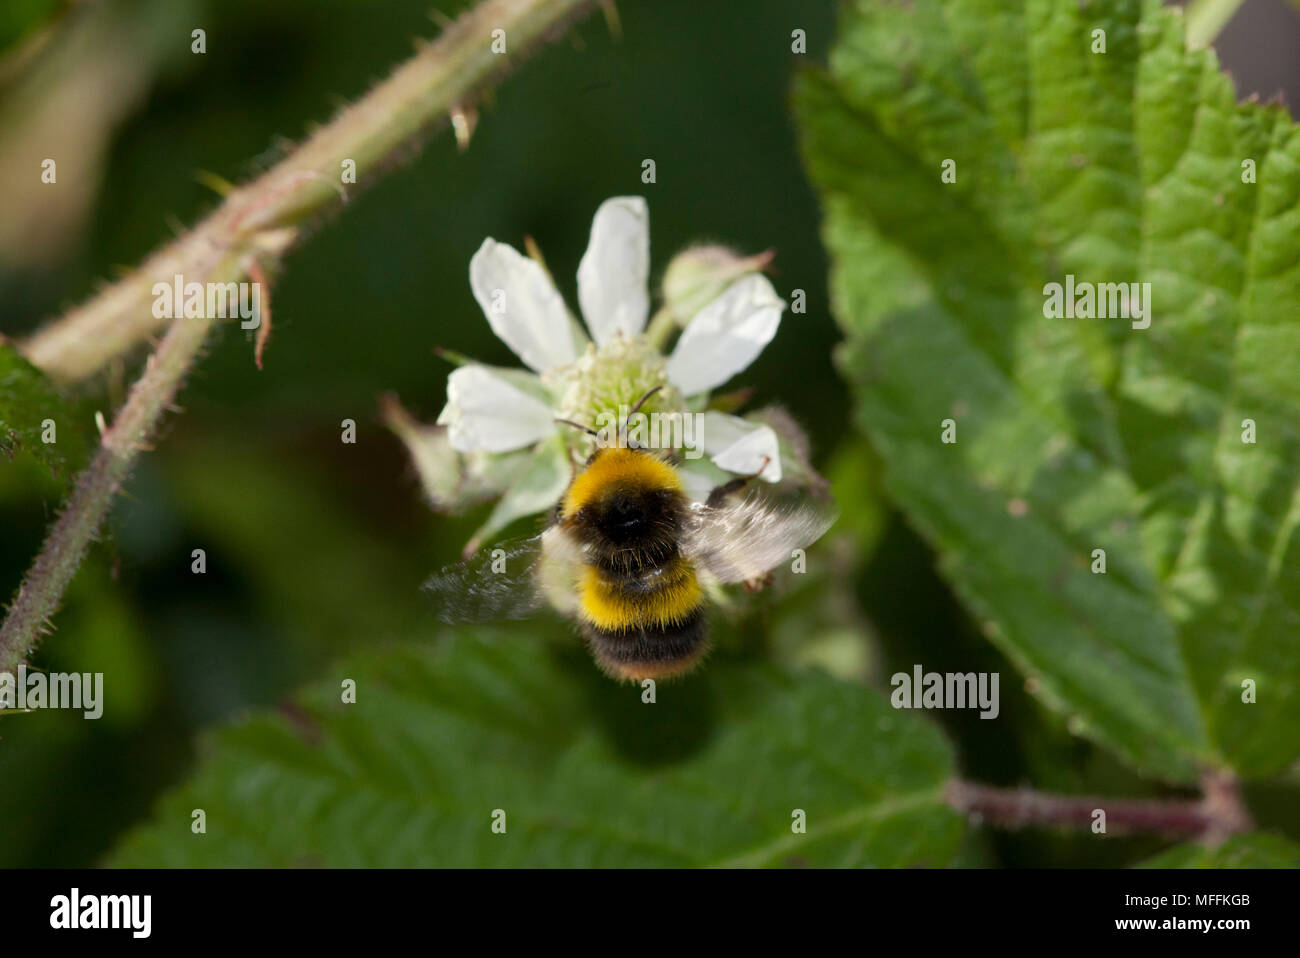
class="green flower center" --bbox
[548,334,685,449]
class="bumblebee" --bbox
[427,389,835,681]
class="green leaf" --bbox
[1139,832,1300,868]
[796,0,1300,781]
[109,635,963,867]
[0,342,89,484]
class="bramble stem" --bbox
[18,0,598,384]
[0,0,599,670]
[945,771,1251,840]
[0,266,230,671]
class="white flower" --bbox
[436,365,557,454]
[664,274,785,396]
[426,197,787,546]
[701,410,781,482]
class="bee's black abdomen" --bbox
[556,446,710,680]
[582,608,708,681]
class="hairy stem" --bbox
[0,267,229,671]
[945,771,1251,840]
[1,0,599,669]
[18,0,598,383]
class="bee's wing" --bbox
[422,534,548,623]
[681,493,837,583]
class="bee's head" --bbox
[589,487,656,542]
[568,485,681,566]
[560,447,687,564]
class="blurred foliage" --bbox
[1139,832,1300,867]
[111,636,963,866]
[0,0,61,61]
[0,0,1297,868]
[798,0,1300,783]
[0,0,199,269]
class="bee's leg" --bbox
[565,444,584,476]
[705,456,772,508]
[545,448,583,530]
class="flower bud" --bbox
[661,245,774,325]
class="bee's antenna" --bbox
[618,385,665,451]
[555,417,599,438]
[626,385,663,422]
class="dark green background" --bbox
[1,0,1297,867]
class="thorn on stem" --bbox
[450,104,478,152]
[600,0,622,40]
[194,169,236,197]
[461,535,482,561]
[243,256,273,371]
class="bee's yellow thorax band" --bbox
[561,448,683,518]
[579,560,702,631]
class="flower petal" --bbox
[470,238,577,372]
[462,437,571,556]
[576,196,650,345]
[675,457,730,504]
[702,411,782,482]
[665,274,785,395]
[437,365,557,453]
